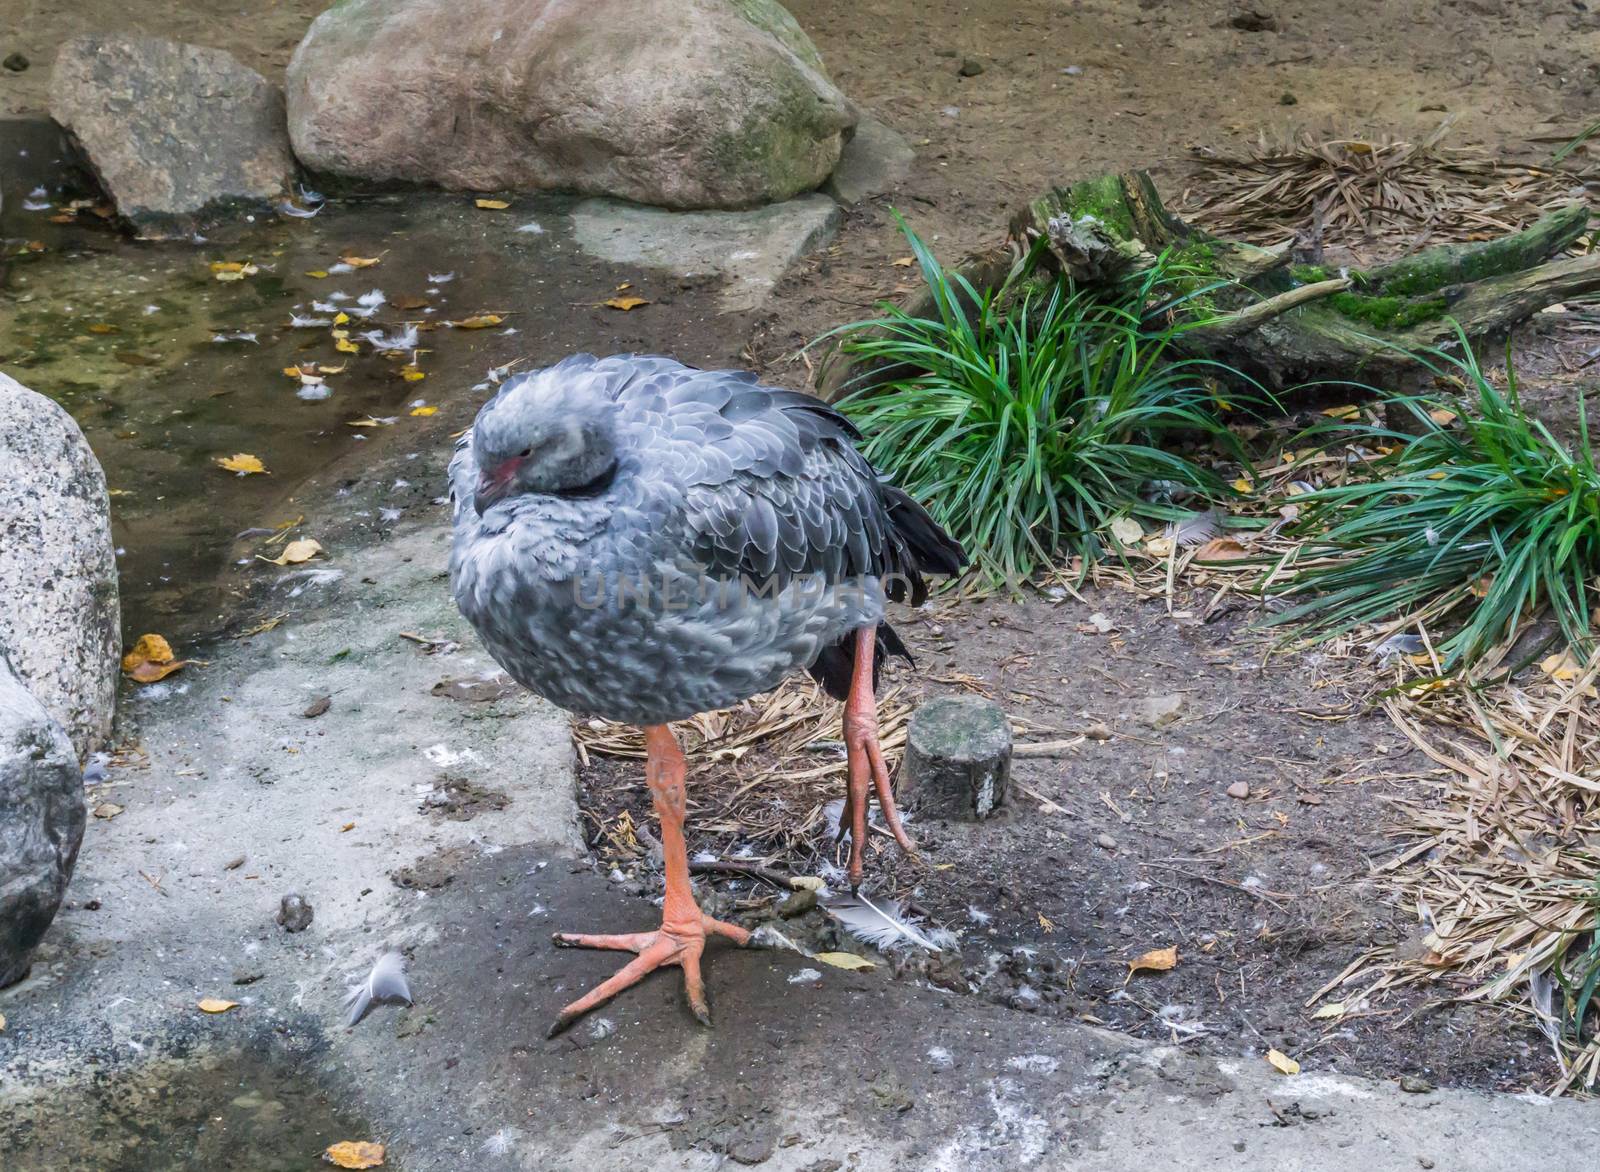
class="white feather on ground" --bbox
[344,950,413,1026]
[824,894,941,952]
[1164,507,1225,547]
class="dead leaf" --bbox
[1193,537,1249,561]
[1128,945,1178,975]
[1108,516,1143,545]
[1266,1048,1300,1075]
[305,269,330,279]
[340,254,382,268]
[1310,1001,1346,1021]
[389,295,429,310]
[260,538,324,566]
[197,998,238,1014]
[410,405,437,417]
[122,633,191,683]
[340,821,356,833]
[210,260,259,282]
[474,198,511,210]
[303,695,332,718]
[814,951,875,971]
[890,256,915,266]
[0,1012,7,1031]
[93,802,124,819]
[1427,407,1458,426]
[1143,536,1174,557]
[1541,650,1584,682]
[400,365,426,382]
[1320,404,1360,420]
[216,453,267,475]
[87,323,120,335]
[448,314,504,329]
[604,296,649,311]
[1231,476,1255,493]
[324,1141,386,1169]
[347,416,394,428]
[114,350,160,366]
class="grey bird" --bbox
[448,353,964,1034]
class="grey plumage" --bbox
[823,894,942,953]
[344,950,413,1026]
[448,354,964,727]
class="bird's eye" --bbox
[517,447,532,458]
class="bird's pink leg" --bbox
[549,724,749,1036]
[838,625,916,890]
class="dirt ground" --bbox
[4,0,1595,1103]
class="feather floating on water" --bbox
[344,950,413,1026]
[824,894,941,953]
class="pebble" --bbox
[777,887,817,918]
[1084,721,1113,741]
[2,52,28,73]
[1096,833,1118,851]
[1226,781,1251,800]
[1139,694,1184,729]
[275,892,314,933]
[1280,91,1298,105]
[958,57,985,77]
[1060,65,1084,76]
[232,967,266,985]
[1400,1075,1435,1094]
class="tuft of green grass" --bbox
[825,217,1246,585]
[1264,339,1600,667]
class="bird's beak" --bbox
[474,459,520,516]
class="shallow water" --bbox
[2,145,572,641]
[0,1047,371,1172]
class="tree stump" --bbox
[820,170,1600,397]
[903,695,1012,820]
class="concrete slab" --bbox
[825,115,915,204]
[569,194,841,312]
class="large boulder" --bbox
[0,371,120,759]
[286,0,854,209]
[0,653,85,987]
[49,35,295,239]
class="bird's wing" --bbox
[615,363,942,599]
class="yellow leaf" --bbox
[449,314,504,329]
[400,366,426,382]
[216,453,267,475]
[1428,407,1458,426]
[305,269,330,279]
[210,261,258,282]
[814,951,875,971]
[1231,476,1254,494]
[1542,650,1583,682]
[340,254,381,268]
[1193,537,1249,561]
[121,633,191,683]
[474,199,511,210]
[347,416,391,428]
[1320,404,1360,420]
[283,366,305,378]
[604,296,650,311]
[260,538,324,567]
[410,405,438,416]
[324,1141,386,1169]
[93,802,124,819]
[198,998,238,1014]
[1143,536,1174,557]
[1426,470,1448,480]
[335,336,361,354]
[890,256,915,266]
[333,311,350,325]
[1266,1048,1300,1075]
[1310,1002,1346,1021]
[1128,945,1178,975]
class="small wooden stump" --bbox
[903,695,1012,819]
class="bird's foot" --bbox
[547,913,750,1036]
[839,705,917,891]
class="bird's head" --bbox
[470,368,619,514]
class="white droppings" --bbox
[787,968,822,984]
[1006,1054,1059,1074]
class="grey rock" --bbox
[49,35,293,240]
[1097,832,1118,851]
[958,57,985,77]
[569,194,841,312]
[904,695,1012,820]
[777,887,817,918]
[0,371,119,759]
[824,115,915,204]
[287,0,853,210]
[0,655,85,987]
[276,892,313,933]
[1138,694,1185,729]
